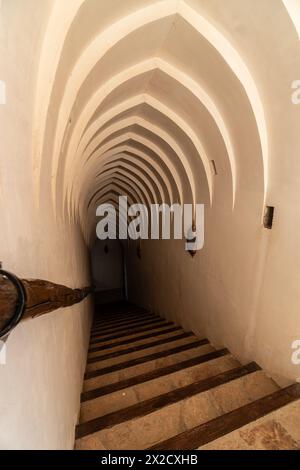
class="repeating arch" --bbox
[81,152,168,211]
[98,155,168,203]
[32,0,274,251]
[74,118,191,209]
[34,0,269,225]
[62,62,231,207]
[89,168,153,212]
[68,98,210,202]
[74,143,178,217]
[88,182,139,211]
[74,131,189,212]
[97,160,162,205]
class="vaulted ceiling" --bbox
[33,0,300,244]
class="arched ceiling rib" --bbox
[73,132,189,217]
[65,91,212,204]
[85,179,143,242]
[74,120,194,209]
[99,155,168,204]
[96,191,136,210]
[76,144,176,213]
[62,59,238,208]
[96,161,161,206]
[34,0,284,238]
[282,0,300,39]
[79,152,164,220]
[89,196,129,243]
[88,182,139,212]
[88,193,140,244]
[88,169,153,213]
[74,144,178,220]
[83,176,148,237]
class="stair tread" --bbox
[86,336,198,372]
[87,331,194,363]
[83,343,215,392]
[88,326,183,355]
[76,369,278,449]
[148,384,300,450]
[82,349,230,401]
[200,397,300,450]
[94,303,143,317]
[76,363,260,438]
[80,354,241,422]
[84,338,209,379]
[76,303,295,451]
[91,317,165,339]
[92,314,158,333]
[89,321,173,345]
[93,309,149,324]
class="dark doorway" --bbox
[90,239,126,306]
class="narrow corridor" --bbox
[1,0,300,451]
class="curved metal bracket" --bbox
[0,270,26,339]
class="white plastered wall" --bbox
[0,0,92,449]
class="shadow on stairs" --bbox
[75,302,300,450]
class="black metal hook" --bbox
[0,270,26,339]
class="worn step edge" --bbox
[91,314,159,335]
[87,332,194,363]
[91,316,159,336]
[92,312,154,328]
[82,348,229,401]
[84,338,209,380]
[92,311,154,328]
[90,318,165,339]
[94,311,143,321]
[95,305,146,315]
[94,305,144,317]
[89,321,173,346]
[88,326,182,354]
[76,362,259,439]
[148,383,300,450]
[94,307,145,319]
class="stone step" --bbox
[199,393,300,450]
[88,326,183,357]
[76,304,295,451]
[80,353,240,423]
[90,317,165,340]
[76,367,278,449]
[85,334,199,373]
[83,343,214,392]
[89,321,173,346]
[149,384,300,450]
[84,338,210,377]
[93,308,148,326]
[91,313,159,334]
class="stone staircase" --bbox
[75,303,300,450]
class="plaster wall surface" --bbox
[0,0,92,449]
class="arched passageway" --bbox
[90,239,126,305]
[1,0,300,450]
